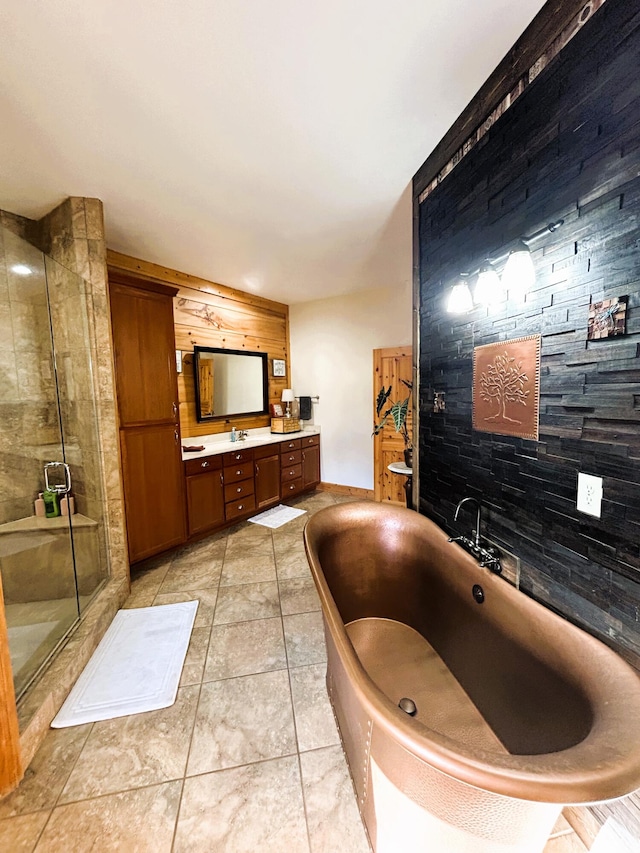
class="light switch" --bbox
[576,473,603,518]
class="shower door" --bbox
[0,225,108,699]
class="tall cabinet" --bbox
[109,273,186,563]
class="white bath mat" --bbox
[51,601,198,728]
[248,504,307,529]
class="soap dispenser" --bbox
[231,427,237,443]
[43,488,60,518]
[34,492,45,517]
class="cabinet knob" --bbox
[236,469,242,475]
[235,453,242,460]
[172,402,178,417]
[201,460,209,468]
[288,455,294,462]
[236,486,242,493]
[288,484,294,491]
[238,504,244,510]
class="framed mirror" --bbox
[193,346,269,422]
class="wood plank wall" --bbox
[107,252,290,438]
[414,0,640,842]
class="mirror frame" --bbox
[193,346,269,422]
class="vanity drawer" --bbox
[255,443,278,460]
[280,438,301,452]
[223,463,253,484]
[281,464,303,482]
[225,494,256,520]
[224,479,255,502]
[282,479,303,497]
[301,434,320,448]
[281,449,301,467]
[223,447,254,465]
[185,455,222,476]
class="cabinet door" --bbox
[109,280,179,426]
[255,454,280,509]
[186,469,225,536]
[120,424,186,562]
[302,445,320,489]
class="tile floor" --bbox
[0,489,588,852]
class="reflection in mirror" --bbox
[193,346,269,421]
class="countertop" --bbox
[181,425,321,461]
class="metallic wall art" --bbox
[587,296,628,340]
[473,335,541,440]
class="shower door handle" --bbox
[44,461,72,494]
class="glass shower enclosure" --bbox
[0,225,109,699]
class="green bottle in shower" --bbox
[43,488,60,518]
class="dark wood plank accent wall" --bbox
[413,0,604,199]
[416,0,640,664]
[414,2,640,834]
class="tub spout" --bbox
[454,497,481,547]
[450,497,502,574]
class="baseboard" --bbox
[318,482,374,500]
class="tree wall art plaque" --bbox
[473,335,541,440]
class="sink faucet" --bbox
[454,497,481,547]
[237,430,249,442]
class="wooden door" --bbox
[109,276,179,426]
[302,445,320,489]
[120,424,186,562]
[186,470,225,536]
[373,346,412,504]
[255,453,280,509]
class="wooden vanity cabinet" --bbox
[254,444,281,509]
[280,438,303,498]
[301,434,321,489]
[185,456,224,536]
[109,274,186,563]
[223,448,256,520]
[182,434,321,541]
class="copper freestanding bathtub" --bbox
[304,501,640,853]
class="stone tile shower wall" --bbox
[0,226,60,523]
[36,198,127,587]
[0,200,127,587]
[416,0,640,666]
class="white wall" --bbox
[290,184,413,490]
[290,285,412,489]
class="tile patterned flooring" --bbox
[0,491,370,852]
[0,489,588,852]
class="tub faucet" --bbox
[449,497,501,574]
[454,497,481,547]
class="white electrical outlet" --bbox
[576,472,603,518]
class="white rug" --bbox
[51,601,198,728]
[248,504,307,529]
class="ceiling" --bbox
[0,1,547,304]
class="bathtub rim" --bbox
[303,501,640,805]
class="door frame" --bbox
[0,572,23,795]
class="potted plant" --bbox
[373,379,413,467]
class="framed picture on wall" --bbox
[272,358,286,377]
